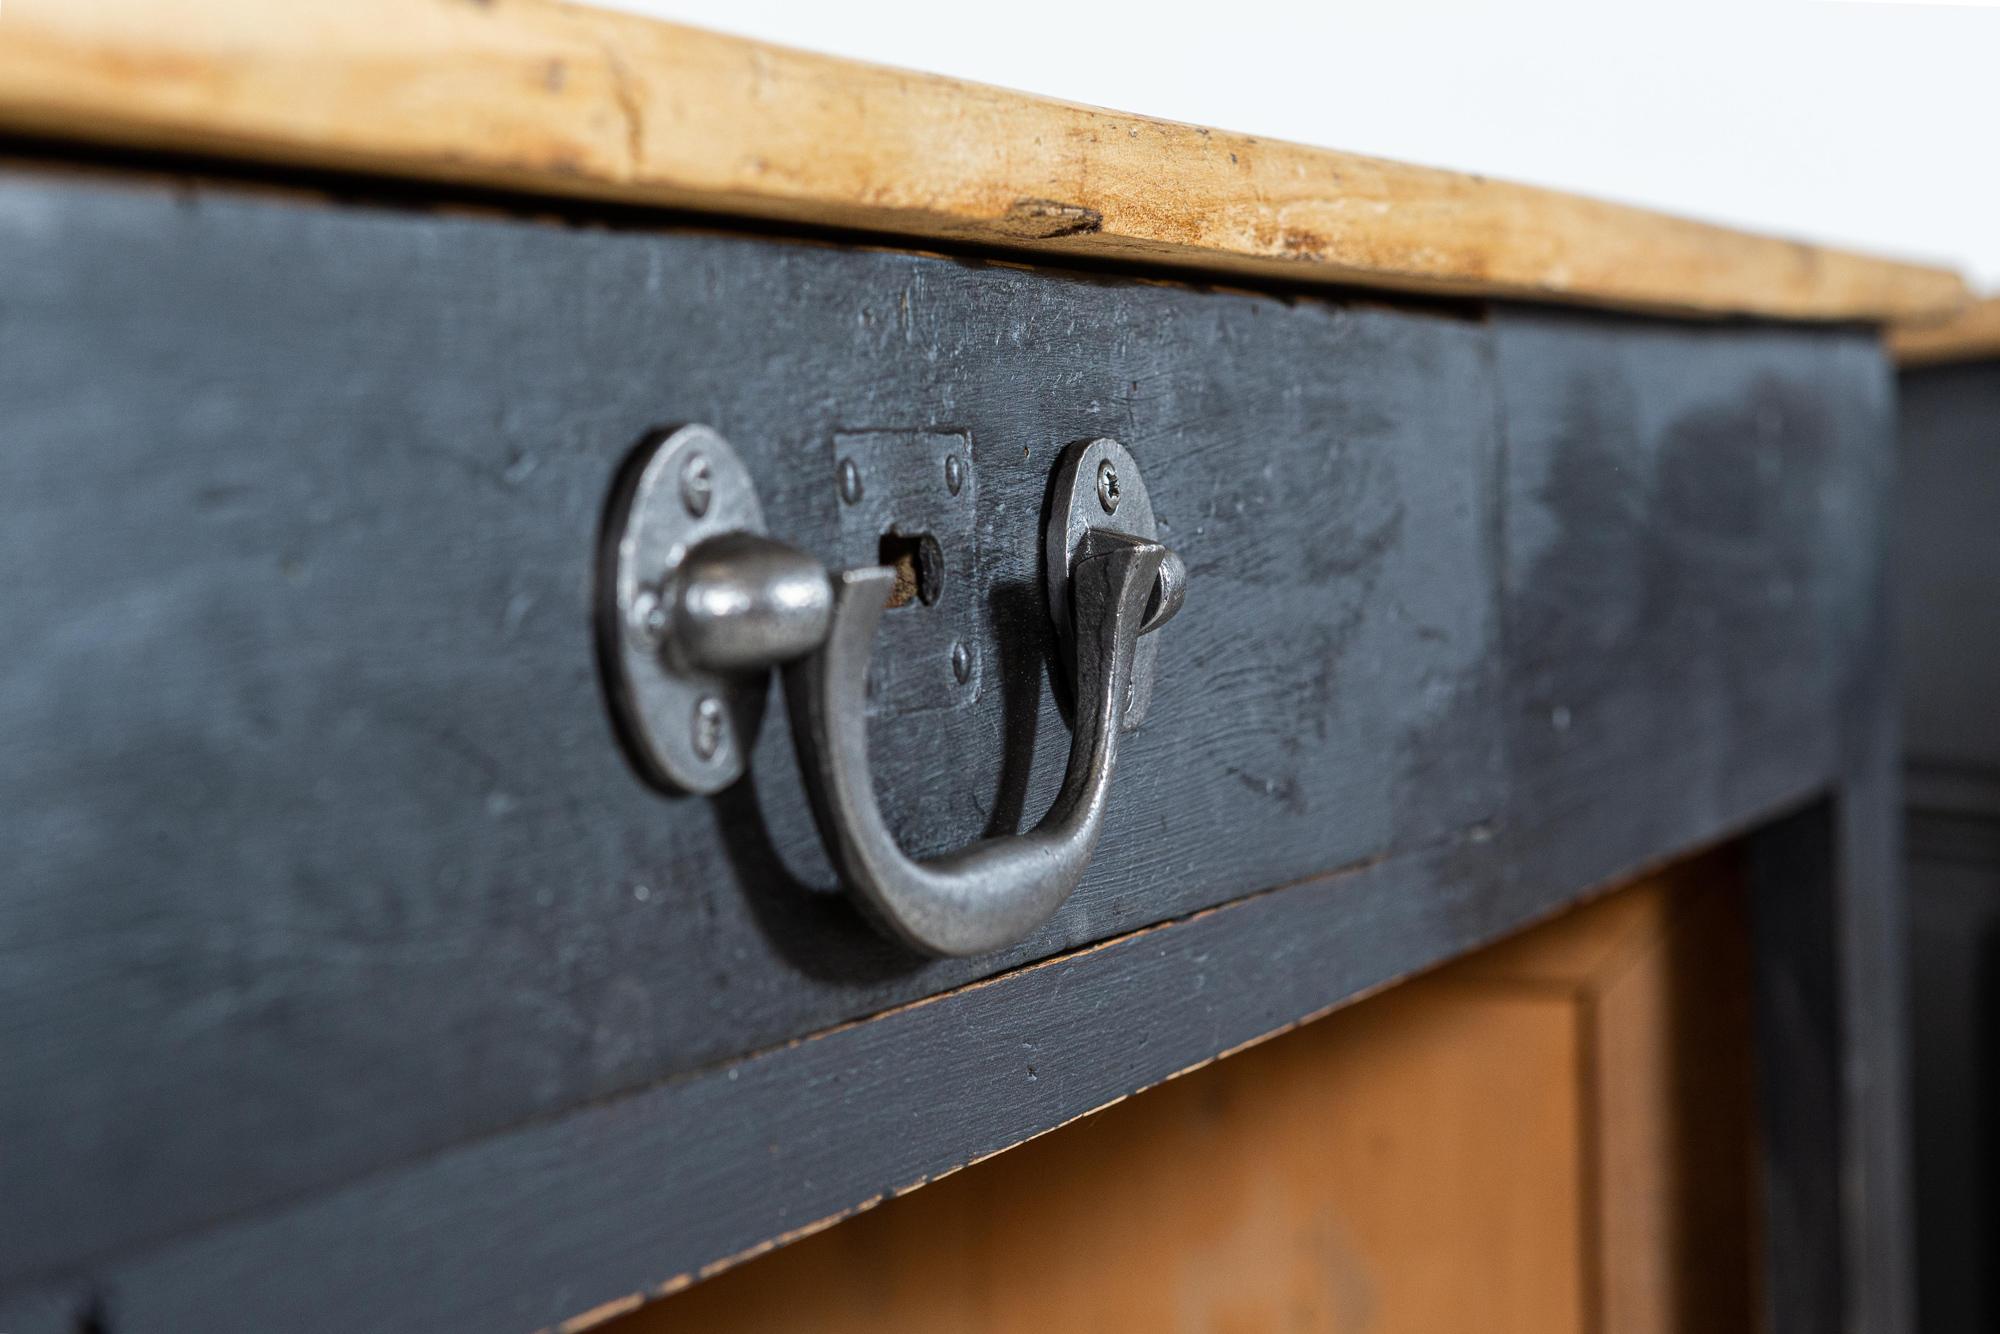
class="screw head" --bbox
[944,453,965,496]
[1096,458,1121,514]
[679,452,713,518]
[691,696,726,761]
[950,640,973,684]
[631,587,670,644]
[837,457,863,505]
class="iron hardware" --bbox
[599,427,1185,955]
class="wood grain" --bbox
[0,0,1966,324]
[618,855,1756,1334]
[1892,296,2000,366]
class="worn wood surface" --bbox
[1891,296,2000,367]
[0,166,1901,1330]
[0,0,1967,325]
[633,853,1757,1334]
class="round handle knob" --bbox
[664,532,833,673]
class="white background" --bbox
[596,0,2000,289]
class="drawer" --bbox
[0,165,1897,1331]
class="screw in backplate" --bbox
[950,640,974,685]
[630,587,669,644]
[838,457,863,505]
[1096,458,1121,514]
[679,452,713,518]
[691,696,726,760]
[944,453,965,496]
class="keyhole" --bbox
[877,531,944,609]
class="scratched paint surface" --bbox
[0,165,1884,1295]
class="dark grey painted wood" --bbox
[1,795,1837,1334]
[1488,312,1883,888]
[1898,360,2000,1334]
[1497,309,1914,1331]
[1836,481,1916,1334]
[1749,803,1847,1334]
[1903,839,2000,1334]
[0,1288,85,1334]
[1901,363,2000,772]
[0,163,1904,1330]
[0,170,1501,1285]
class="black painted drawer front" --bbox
[0,169,1888,1293]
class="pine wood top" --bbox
[1892,297,2000,367]
[0,0,1970,325]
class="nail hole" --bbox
[877,531,944,609]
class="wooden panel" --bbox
[0,0,1966,324]
[1590,858,1762,1333]
[619,854,1755,1334]
[1457,852,1761,1331]
[1892,297,2000,367]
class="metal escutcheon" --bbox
[598,429,1184,956]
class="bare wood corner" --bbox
[1891,295,2000,368]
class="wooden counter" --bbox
[0,0,1969,324]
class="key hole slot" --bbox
[877,531,944,609]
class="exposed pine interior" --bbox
[1892,296,2000,368]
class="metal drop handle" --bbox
[600,428,1184,957]
[785,532,1167,956]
